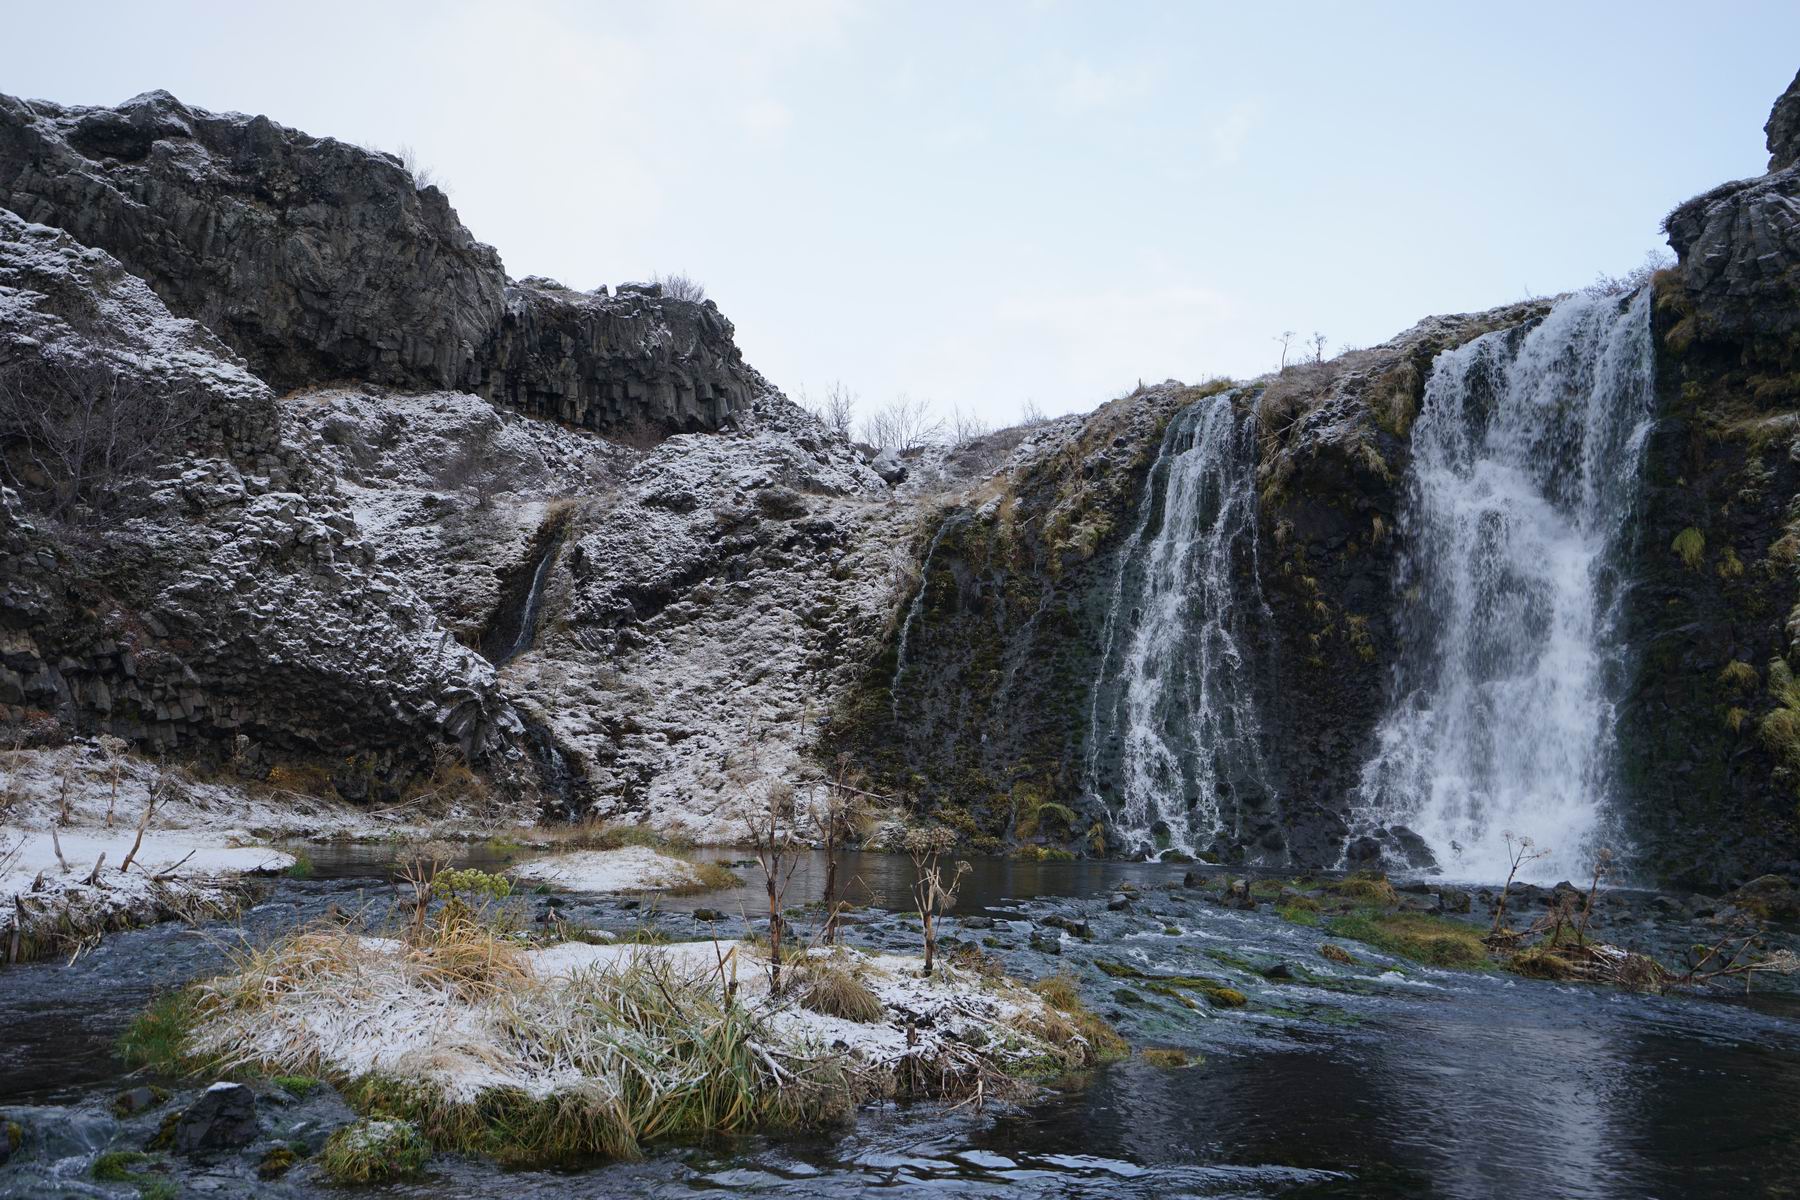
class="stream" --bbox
[2,850,1797,1198]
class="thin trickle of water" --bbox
[1354,290,1656,882]
[1085,393,1276,860]
[891,511,962,718]
[485,526,565,667]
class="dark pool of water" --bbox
[3,850,1798,1199]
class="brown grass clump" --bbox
[1029,973,1127,1060]
[1141,1047,1194,1069]
[669,859,743,896]
[793,956,885,1024]
[1319,943,1358,965]
[1331,872,1400,907]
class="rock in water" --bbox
[173,1083,259,1155]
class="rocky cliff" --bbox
[0,210,525,800]
[1615,67,1800,886]
[0,90,753,434]
[4,79,1800,883]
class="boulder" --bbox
[172,1083,260,1155]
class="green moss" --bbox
[110,1085,168,1117]
[274,1075,320,1097]
[257,1145,300,1179]
[1276,901,1321,927]
[1324,910,1490,969]
[1206,987,1248,1008]
[1673,526,1706,569]
[1328,872,1399,907]
[92,1150,151,1181]
[1141,1047,1197,1068]
[285,853,313,880]
[320,1119,430,1184]
[117,990,200,1073]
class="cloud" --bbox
[1048,57,1158,115]
[1208,100,1260,165]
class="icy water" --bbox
[3,850,1798,1198]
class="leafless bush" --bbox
[434,425,524,507]
[652,273,708,303]
[860,394,944,451]
[1018,399,1049,427]
[810,381,856,440]
[1585,250,1676,298]
[747,779,802,995]
[0,359,204,522]
[948,407,991,448]
[904,827,970,978]
[397,144,447,194]
[809,756,868,945]
[1489,832,1551,939]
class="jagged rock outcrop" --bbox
[303,377,902,834]
[478,278,750,433]
[0,210,524,799]
[1617,77,1800,886]
[0,90,753,433]
[1766,68,1800,173]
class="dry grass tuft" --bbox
[1028,972,1127,1060]
[1330,872,1400,907]
[793,956,884,1023]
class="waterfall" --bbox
[1084,392,1277,860]
[1354,289,1656,882]
[482,524,565,666]
[891,511,962,719]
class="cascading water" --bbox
[1084,392,1278,860]
[891,511,964,720]
[1354,289,1656,882]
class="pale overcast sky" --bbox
[7,1,1797,427]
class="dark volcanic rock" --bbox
[0,210,524,791]
[0,90,502,395]
[172,1083,259,1155]
[1617,77,1800,887]
[1766,68,1800,173]
[0,90,754,434]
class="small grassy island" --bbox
[121,857,1119,1181]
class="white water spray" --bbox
[1355,290,1656,882]
[1085,393,1276,858]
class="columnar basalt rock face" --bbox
[0,211,524,799]
[0,91,754,435]
[478,280,752,434]
[1766,68,1800,173]
[1615,76,1800,886]
[0,90,506,395]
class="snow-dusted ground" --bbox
[0,740,514,958]
[509,845,701,893]
[191,935,1091,1109]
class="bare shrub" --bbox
[1585,250,1676,298]
[947,406,991,448]
[396,144,447,194]
[810,381,856,440]
[860,394,943,451]
[747,780,802,995]
[652,273,708,303]
[903,827,969,978]
[1018,398,1048,427]
[0,359,204,522]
